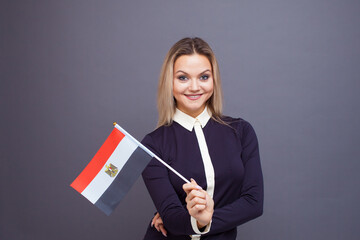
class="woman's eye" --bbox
[200,75,209,80]
[178,76,188,81]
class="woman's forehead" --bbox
[174,54,212,74]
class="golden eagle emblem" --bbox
[105,163,118,177]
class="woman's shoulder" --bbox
[141,124,177,156]
[218,115,256,137]
[143,123,173,139]
[141,123,175,145]
[220,115,252,127]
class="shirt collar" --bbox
[173,107,212,131]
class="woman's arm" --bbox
[142,134,199,236]
[207,121,264,234]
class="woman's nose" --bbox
[189,79,200,91]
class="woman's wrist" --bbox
[197,220,209,229]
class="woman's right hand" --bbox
[183,179,214,228]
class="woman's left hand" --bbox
[183,179,214,228]
[151,212,167,237]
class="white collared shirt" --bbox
[173,107,212,132]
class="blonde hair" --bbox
[157,37,223,127]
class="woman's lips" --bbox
[185,94,202,100]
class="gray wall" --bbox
[1,0,360,239]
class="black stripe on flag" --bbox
[95,147,153,215]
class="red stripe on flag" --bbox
[70,128,125,193]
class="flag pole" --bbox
[113,122,190,184]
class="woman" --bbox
[141,37,263,239]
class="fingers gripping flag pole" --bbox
[70,122,190,216]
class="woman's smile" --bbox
[185,94,203,100]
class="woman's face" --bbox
[173,54,214,118]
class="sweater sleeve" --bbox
[208,121,264,235]
[141,134,197,236]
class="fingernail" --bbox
[151,222,153,227]
[196,185,202,190]
[162,232,167,237]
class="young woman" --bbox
[141,37,263,240]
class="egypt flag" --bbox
[70,123,153,216]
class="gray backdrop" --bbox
[1,0,360,239]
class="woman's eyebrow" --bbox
[175,70,188,74]
[175,69,211,75]
[198,69,211,75]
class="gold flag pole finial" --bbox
[113,122,117,126]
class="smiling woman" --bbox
[141,37,263,240]
[156,38,223,127]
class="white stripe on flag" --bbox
[81,136,138,203]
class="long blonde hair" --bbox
[157,37,223,127]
